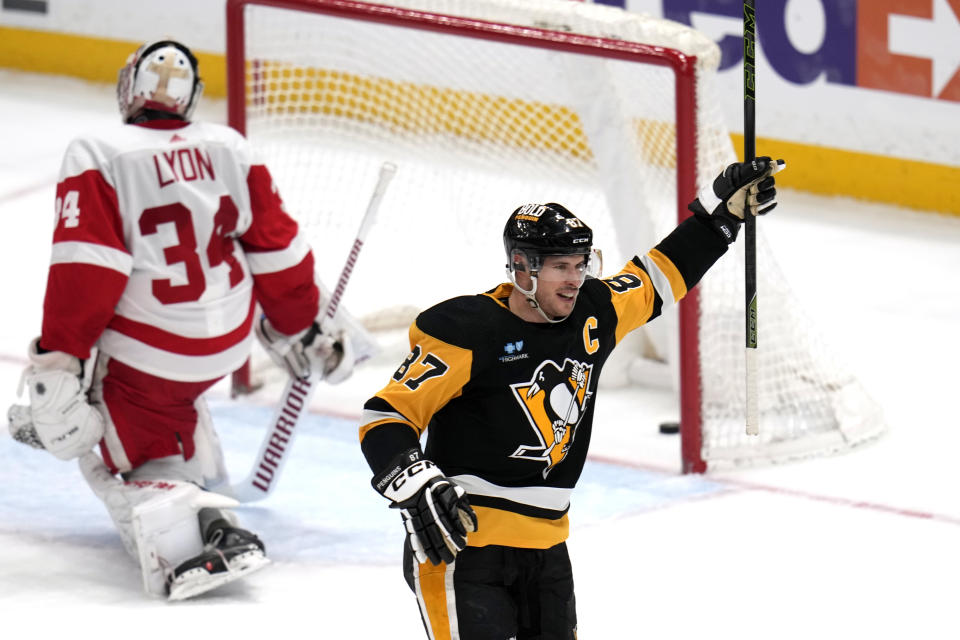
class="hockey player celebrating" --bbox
[7,40,359,600]
[360,158,784,638]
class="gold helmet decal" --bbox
[510,358,593,478]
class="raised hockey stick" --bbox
[224,161,397,503]
[743,0,759,436]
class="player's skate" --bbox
[166,520,270,601]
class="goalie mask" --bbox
[503,203,601,322]
[117,40,203,123]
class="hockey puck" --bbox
[658,421,680,435]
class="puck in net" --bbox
[658,421,680,435]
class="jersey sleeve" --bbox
[41,137,131,359]
[238,161,319,335]
[359,318,474,474]
[601,214,728,346]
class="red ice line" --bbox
[0,178,55,206]
[588,453,960,528]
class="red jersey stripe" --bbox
[54,170,125,251]
[106,296,257,356]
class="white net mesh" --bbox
[233,0,885,467]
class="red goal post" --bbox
[225,0,884,472]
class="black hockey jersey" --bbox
[360,216,728,549]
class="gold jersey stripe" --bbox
[467,505,570,549]
[646,247,686,302]
[417,560,454,640]
[482,283,513,308]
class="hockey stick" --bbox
[743,1,759,436]
[542,372,585,460]
[224,161,397,503]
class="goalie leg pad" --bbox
[191,398,229,489]
[78,453,240,597]
[132,484,213,596]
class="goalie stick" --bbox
[220,161,397,503]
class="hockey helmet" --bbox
[504,203,594,275]
[117,40,203,123]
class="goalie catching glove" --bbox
[689,156,786,244]
[256,314,355,384]
[7,338,104,460]
[373,447,478,566]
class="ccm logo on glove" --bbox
[390,460,435,489]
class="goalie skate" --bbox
[166,524,270,601]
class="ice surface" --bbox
[1,70,959,638]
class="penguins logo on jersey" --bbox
[509,358,594,478]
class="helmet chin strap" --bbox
[506,269,569,324]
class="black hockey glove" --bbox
[688,156,786,244]
[372,447,478,566]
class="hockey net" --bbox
[226,0,885,471]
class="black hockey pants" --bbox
[403,539,577,640]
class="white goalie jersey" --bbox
[43,119,320,381]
